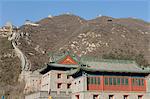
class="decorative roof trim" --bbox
[81,56,136,64]
[68,66,150,76]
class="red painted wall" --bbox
[88,84,102,90]
[103,76,131,91]
[87,76,103,90]
[131,78,146,91]
[103,84,130,91]
[87,76,146,92]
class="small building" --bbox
[25,52,150,99]
[24,20,39,26]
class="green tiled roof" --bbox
[48,63,79,68]
[68,65,150,75]
[81,56,135,64]
[79,61,150,73]
[45,52,150,74]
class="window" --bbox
[113,78,116,85]
[125,78,128,85]
[138,95,143,99]
[91,77,94,84]
[57,83,62,89]
[93,95,99,99]
[109,78,113,85]
[57,73,61,79]
[135,79,138,85]
[94,77,97,84]
[138,79,141,86]
[123,95,128,99]
[87,77,90,84]
[88,76,101,85]
[75,95,79,99]
[98,77,100,85]
[79,81,80,84]
[141,79,144,86]
[132,79,135,85]
[105,77,129,86]
[105,78,108,85]
[132,78,144,86]
[117,78,120,85]
[109,95,114,99]
[67,83,71,89]
[67,75,70,79]
[88,77,101,85]
[121,78,125,85]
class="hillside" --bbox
[0,37,24,98]
[17,14,150,70]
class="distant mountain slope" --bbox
[0,37,25,98]
[17,15,150,70]
[0,37,21,86]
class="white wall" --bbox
[41,71,51,92]
[72,91,150,99]
[25,91,48,99]
[146,74,150,93]
[24,71,41,94]
[71,76,87,96]
[41,70,73,93]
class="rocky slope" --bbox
[0,37,24,98]
[17,14,150,70]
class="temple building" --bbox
[25,52,150,99]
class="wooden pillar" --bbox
[129,76,132,91]
[101,75,104,91]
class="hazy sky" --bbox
[0,0,149,26]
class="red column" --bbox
[128,77,132,91]
[101,76,104,91]
[144,79,146,91]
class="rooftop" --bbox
[40,52,150,74]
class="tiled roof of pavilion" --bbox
[40,52,150,74]
[48,51,80,64]
[47,63,79,68]
[67,56,150,74]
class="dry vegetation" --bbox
[0,37,24,98]
[18,15,150,70]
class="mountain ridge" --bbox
[15,14,150,70]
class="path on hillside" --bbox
[10,32,30,71]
